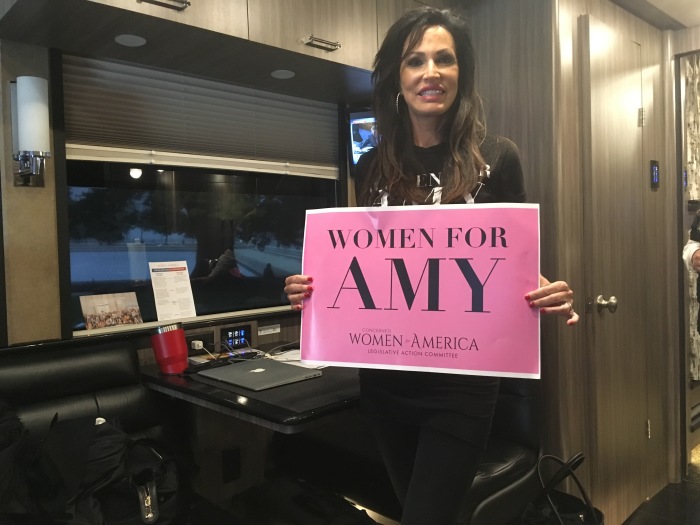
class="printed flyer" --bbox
[300,204,541,378]
[149,260,197,321]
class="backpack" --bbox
[98,438,182,524]
[29,416,183,524]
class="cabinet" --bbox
[86,0,248,39]
[248,0,377,71]
[86,0,454,72]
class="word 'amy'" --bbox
[328,256,503,312]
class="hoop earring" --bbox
[395,92,402,114]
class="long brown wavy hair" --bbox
[358,7,486,206]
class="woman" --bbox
[285,7,578,524]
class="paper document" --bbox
[149,260,197,321]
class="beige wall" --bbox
[673,25,700,55]
[0,39,61,344]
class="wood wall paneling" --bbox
[376,0,424,48]
[256,313,301,348]
[662,28,682,485]
[552,0,591,479]
[639,14,678,496]
[467,0,557,265]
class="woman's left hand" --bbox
[526,275,579,326]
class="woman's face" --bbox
[399,25,459,126]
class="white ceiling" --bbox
[649,0,700,28]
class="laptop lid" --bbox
[194,358,322,391]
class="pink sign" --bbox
[301,204,540,378]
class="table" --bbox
[140,362,361,434]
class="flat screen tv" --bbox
[349,110,376,165]
[66,160,337,330]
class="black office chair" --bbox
[272,377,541,525]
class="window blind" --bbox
[61,55,339,174]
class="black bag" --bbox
[28,416,183,524]
[520,453,604,525]
[98,438,182,524]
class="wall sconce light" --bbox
[10,76,51,187]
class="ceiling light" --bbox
[115,34,147,47]
[271,69,295,80]
[130,168,143,179]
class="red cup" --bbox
[151,323,188,375]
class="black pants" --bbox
[366,413,485,525]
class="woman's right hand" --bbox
[284,275,314,310]
[692,249,700,272]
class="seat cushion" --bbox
[0,341,140,405]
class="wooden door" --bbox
[579,14,658,525]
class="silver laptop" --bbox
[194,358,321,391]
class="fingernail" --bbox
[307,277,314,283]
[304,292,311,298]
[525,294,531,301]
[296,304,303,310]
[529,301,535,307]
[307,286,314,292]
[540,308,546,314]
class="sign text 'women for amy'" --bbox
[300,204,541,378]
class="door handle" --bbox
[596,295,618,313]
[302,35,342,51]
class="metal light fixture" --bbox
[10,76,51,187]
